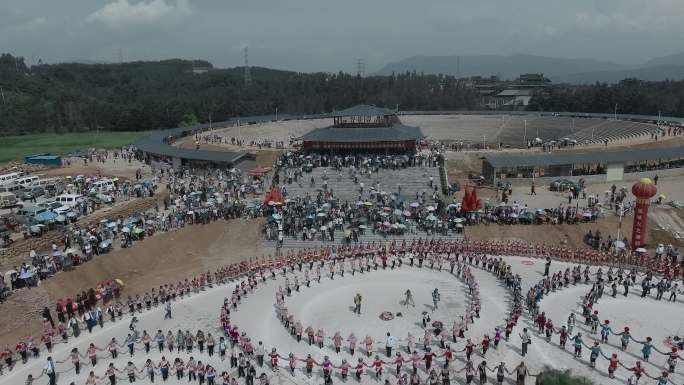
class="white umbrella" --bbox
[426,206,436,211]
[636,247,647,253]
[122,227,131,233]
[409,202,420,208]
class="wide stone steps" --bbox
[277,167,442,203]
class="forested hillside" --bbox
[528,79,684,117]
[2,53,684,136]
[0,54,479,135]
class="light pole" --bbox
[523,119,527,146]
[614,104,618,120]
[616,201,624,241]
[658,110,662,127]
[275,107,278,121]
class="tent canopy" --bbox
[248,166,272,177]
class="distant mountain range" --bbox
[375,53,684,83]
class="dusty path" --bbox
[0,218,265,347]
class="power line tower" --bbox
[356,58,365,77]
[244,46,252,86]
[456,55,461,79]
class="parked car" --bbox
[16,206,57,225]
[0,192,17,208]
[38,201,64,211]
[29,224,48,236]
[0,183,25,196]
[93,193,114,204]
[549,179,577,192]
[22,186,45,200]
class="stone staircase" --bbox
[566,121,659,144]
[278,166,442,203]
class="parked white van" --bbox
[0,183,24,195]
[91,178,115,193]
[55,194,83,208]
[0,172,22,186]
[33,177,62,188]
[16,175,40,188]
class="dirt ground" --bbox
[465,213,633,246]
[0,218,265,347]
[2,127,683,351]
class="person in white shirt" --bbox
[44,357,56,385]
[385,332,397,358]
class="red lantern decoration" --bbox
[631,178,657,249]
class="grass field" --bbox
[0,131,149,164]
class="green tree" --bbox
[179,113,199,127]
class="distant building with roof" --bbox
[299,105,424,154]
[515,73,551,88]
[494,89,533,109]
[25,154,62,167]
[482,146,684,183]
[470,73,550,110]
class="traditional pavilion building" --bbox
[300,105,424,154]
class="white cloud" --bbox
[573,0,684,34]
[87,0,192,30]
[1,15,48,34]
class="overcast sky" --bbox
[2,0,683,73]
